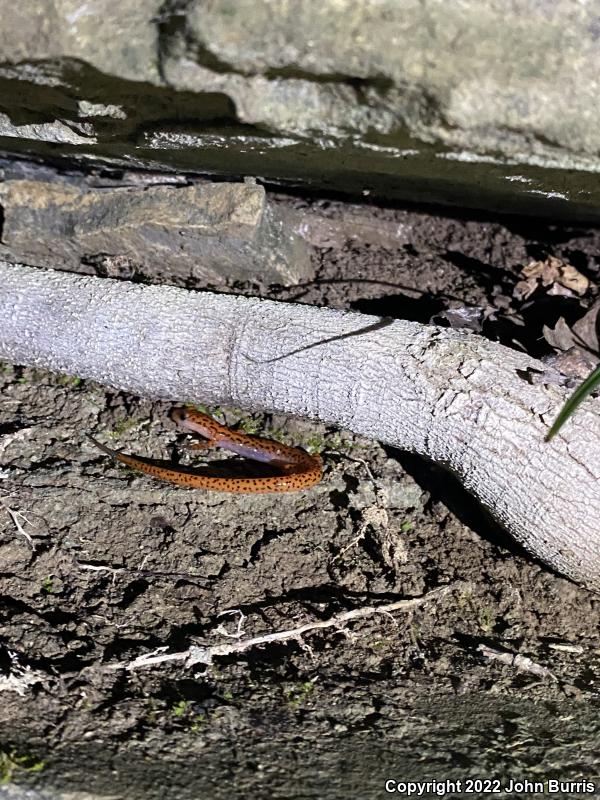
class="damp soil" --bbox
[2,192,600,799]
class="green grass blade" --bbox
[546,364,600,440]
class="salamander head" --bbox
[170,407,187,424]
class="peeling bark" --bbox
[1,261,599,589]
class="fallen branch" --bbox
[0,263,599,588]
[114,585,452,670]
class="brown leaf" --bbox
[542,301,600,356]
[515,256,590,299]
[572,301,600,352]
[514,275,539,300]
[559,263,590,295]
[542,317,575,351]
[547,282,577,297]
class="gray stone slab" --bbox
[0,178,311,283]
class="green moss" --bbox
[0,749,45,785]
[190,714,208,733]
[457,590,495,632]
[477,606,495,634]
[325,432,356,453]
[41,576,54,594]
[409,622,421,646]
[170,700,190,717]
[236,417,261,435]
[56,374,82,387]
[302,434,327,454]
[189,403,231,420]
[145,699,159,725]
[266,424,286,442]
[108,417,147,438]
[456,587,473,611]
[285,681,315,709]
[370,638,390,651]
[169,700,214,733]
[189,403,213,415]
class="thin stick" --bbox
[0,496,37,550]
[114,584,453,670]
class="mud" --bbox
[2,194,600,799]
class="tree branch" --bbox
[1,262,599,589]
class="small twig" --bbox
[215,609,247,639]
[478,644,557,680]
[75,559,211,585]
[333,506,389,562]
[114,584,453,671]
[546,642,584,654]
[0,495,37,550]
[121,646,179,669]
[77,562,124,586]
[78,562,124,575]
[326,448,376,481]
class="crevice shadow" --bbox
[384,448,530,559]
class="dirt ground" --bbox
[2,190,600,799]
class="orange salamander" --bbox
[88,407,323,494]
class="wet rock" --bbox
[0,1,600,217]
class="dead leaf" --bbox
[542,301,600,359]
[572,301,600,353]
[514,275,539,300]
[515,256,590,299]
[555,263,589,295]
[432,305,495,333]
[542,317,576,351]
[547,282,578,297]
